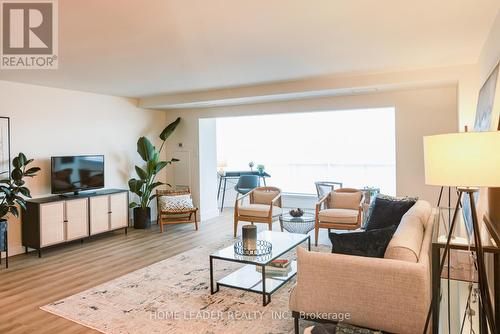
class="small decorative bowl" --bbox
[289,208,304,217]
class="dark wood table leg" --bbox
[308,236,311,251]
[432,244,441,334]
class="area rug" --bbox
[41,238,327,334]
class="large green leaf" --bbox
[128,178,144,194]
[9,205,19,218]
[159,117,181,141]
[11,168,23,181]
[0,186,11,196]
[0,206,8,218]
[149,181,164,190]
[18,153,27,165]
[137,137,155,162]
[12,156,21,168]
[155,161,168,174]
[18,187,31,198]
[16,199,27,211]
[135,166,148,180]
[24,167,41,176]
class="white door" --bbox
[110,192,128,229]
[40,202,65,247]
[66,198,89,240]
[89,196,109,235]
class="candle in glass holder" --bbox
[242,225,257,251]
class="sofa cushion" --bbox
[329,225,397,258]
[238,204,281,217]
[319,208,358,224]
[330,191,362,210]
[364,194,417,231]
[384,200,430,262]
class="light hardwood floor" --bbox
[0,210,331,334]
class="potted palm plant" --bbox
[0,153,40,266]
[128,117,181,229]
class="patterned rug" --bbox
[41,238,327,334]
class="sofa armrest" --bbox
[290,247,430,334]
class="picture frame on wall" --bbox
[474,61,500,132]
[0,117,11,180]
[463,60,500,236]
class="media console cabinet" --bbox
[22,189,129,257]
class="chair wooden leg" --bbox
[160,220,164,233]
[314,225,319,247]
[194,211,198,231]
[234,219,238,238]
[268,221,272,231]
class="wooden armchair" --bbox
[315,188,364,246]
[233,186,282,237]
[156,188,198,233]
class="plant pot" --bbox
[133,207,151,229]
[0,219,7,251]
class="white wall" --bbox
[0,80,166,256]
[479,11,500,84]
[164,84,458,217]
[198,119,219,220]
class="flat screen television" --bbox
[51,155,105,195]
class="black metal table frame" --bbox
[209,235,310,306]
[279,212,316,234]
[431,218,500,333]
[217,171,270,212]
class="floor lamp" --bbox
[422,131,500,333]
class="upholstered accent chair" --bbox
[315,188,364,246]
[233,186,282,237]
[156,188,198,233]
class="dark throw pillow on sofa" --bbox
[364,194,417,231]
[329,225,397,258]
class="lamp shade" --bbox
[423,131,500,187]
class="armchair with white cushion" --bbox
[315,188,364,246]
[233,186,282,237]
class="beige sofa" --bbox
[289,200,435,334]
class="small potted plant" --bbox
[256,164,265,175]
[0,153,40,266]
[128,117,181,229]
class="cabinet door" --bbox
[66,198,89,241]
[89,196,109,235]
[40,202,65,247]
[110,192,128,229]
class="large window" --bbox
[216,108,396,195]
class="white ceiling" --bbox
[0,0,498,98]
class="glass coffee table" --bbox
[209,230,310,306]
[279,211,316,234]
